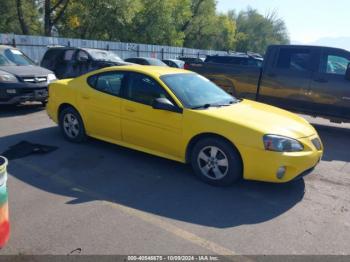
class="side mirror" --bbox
[152,98,182,113]
[346,63,350,81]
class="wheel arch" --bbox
[185,133,243,169]
[58,103,79,119]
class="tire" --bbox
[191,137,242,186]
[59,106,87,143]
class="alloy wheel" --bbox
[197,146,229,180]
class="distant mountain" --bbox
[310,37,350,51]
[291,37,350,51]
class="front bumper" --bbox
[240,135,323,183]
[0,88,48,105]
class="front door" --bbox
[120,72,183,159]
[309,49,350,119]
[259,47,316,112]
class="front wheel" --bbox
[191,137,243,186]
[59,107,87,143]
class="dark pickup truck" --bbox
[190,45,350,123]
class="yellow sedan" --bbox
[47,65,323,186]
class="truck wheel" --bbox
[191,137,242,186]
[59,107,87,143]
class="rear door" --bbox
[259,47,317,111]
[309,48,350,119]
[80,71,126,141]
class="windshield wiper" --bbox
[191,104,212,110]
[191,100,239,110]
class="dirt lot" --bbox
[0,103,349,255]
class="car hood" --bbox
[0,65,53,77]
[200,99,316,139]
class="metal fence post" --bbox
[161,48,164,60]
[12,38,16,48]
[137,45,140,57]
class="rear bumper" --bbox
[0,183,9,248]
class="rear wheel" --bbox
[191,137,242,186]
[59,107,86,143]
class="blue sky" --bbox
[217,0,349,44]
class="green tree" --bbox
[234,7,289,54]
[130,0,191,46]
[58,0,141,41]
[0,0,40,35]
[182,0,218,49]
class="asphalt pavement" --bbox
[0,103,349,255]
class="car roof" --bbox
[269,44,349,53]
[163,59,184,63]
[126,57,162,61]
[86,65,192,77]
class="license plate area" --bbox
[34,89,48,97]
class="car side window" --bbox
[77,50,89,62]
[276,48,311,72]
[88,72,125,96]
[63,50,75,61]
[125,73,170,106]
[323,54,350,76]
[41,49,63,68]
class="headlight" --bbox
[47,73,57,83]
[0,71,18,83]
[263,135,304,152]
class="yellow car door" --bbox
[79,71,126,142]
[121,72,183,159]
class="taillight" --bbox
[184,63,190,70]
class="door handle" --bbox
[125,107,135,113]
[314,78,328,83]
[81,95,90,100]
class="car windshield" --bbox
[161,73,238,109]
[88,49,123,63]
[0,48,34,66]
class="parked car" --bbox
[124,57,168,66]
[162,59,185,68]
[41,47,129,79]
[177,57,204,69]
[0,45,55,106]
[46,65,323,186]
[189,45,350,123]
